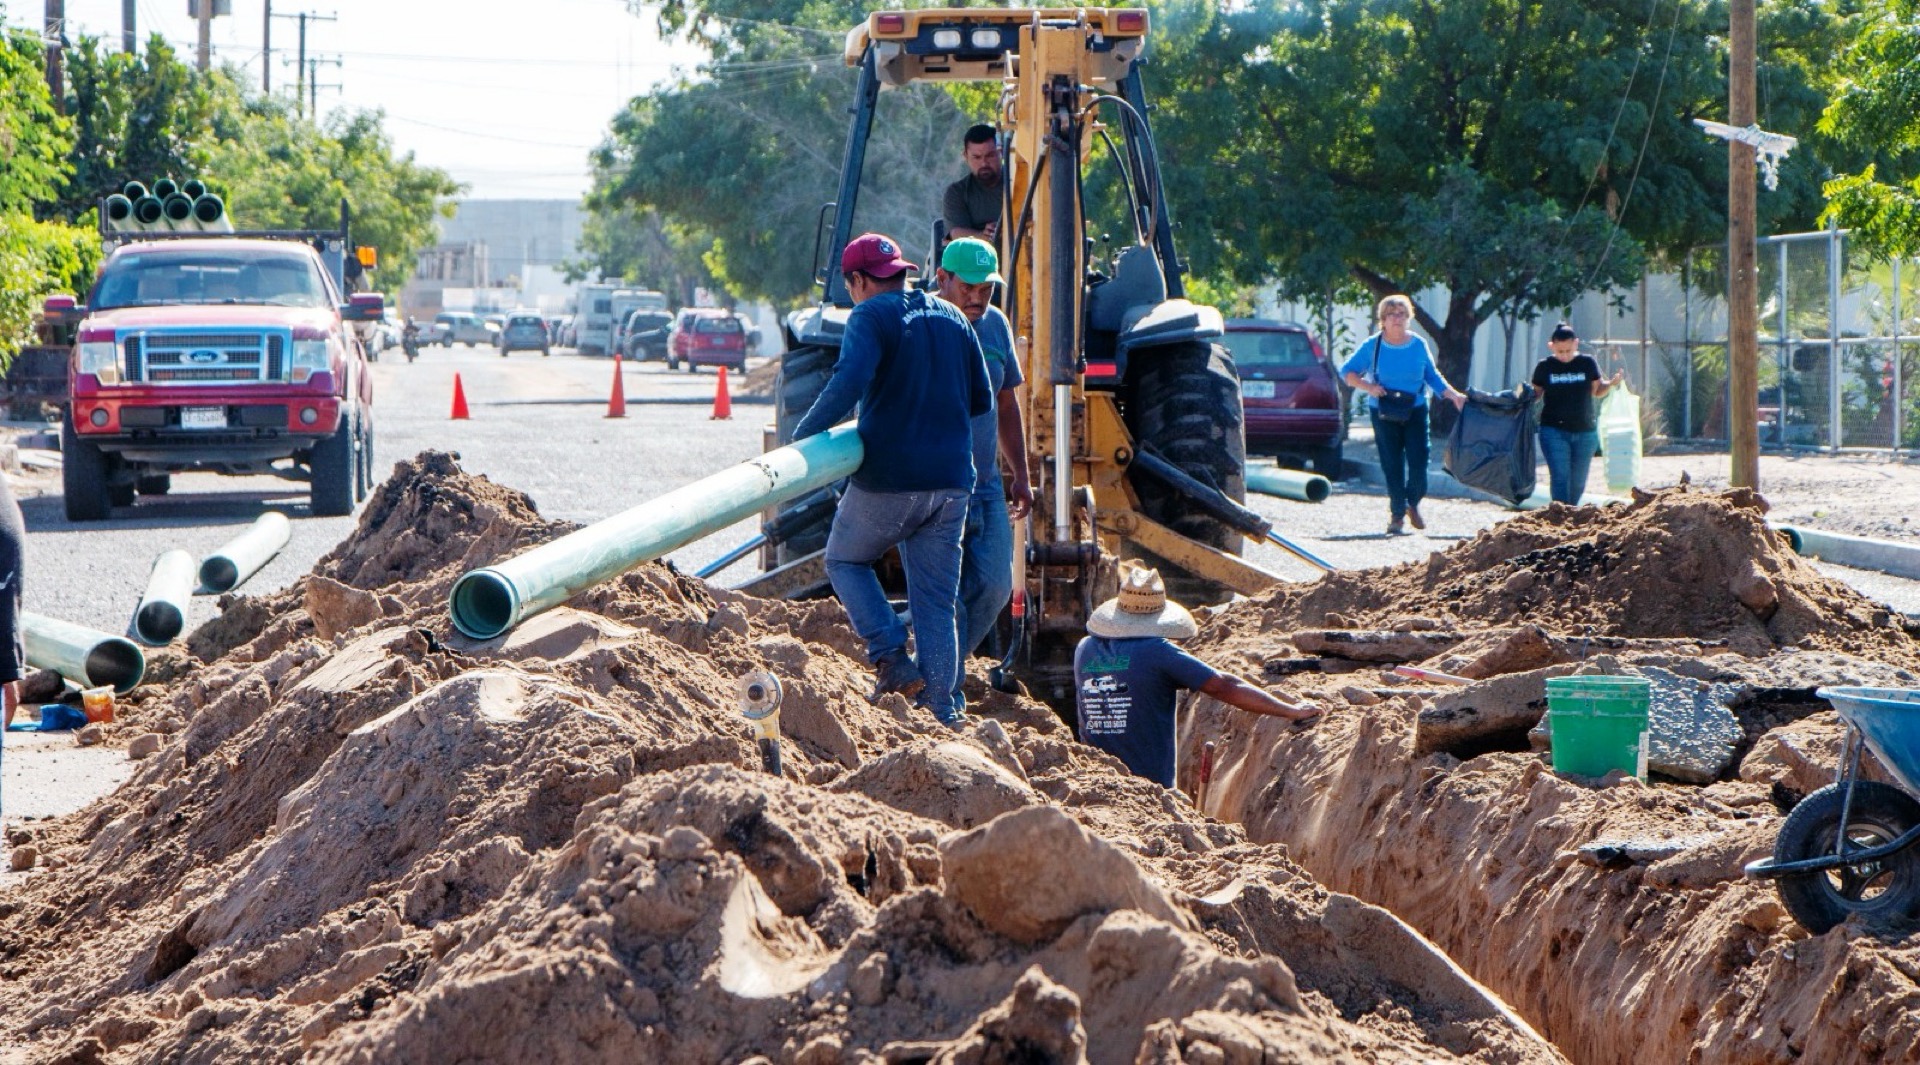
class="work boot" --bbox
[1406,504,1426,530]
[1387,515,1406,536]
[871,650,926,700]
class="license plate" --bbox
[180,406,226,430]
[1242,380,1276,399]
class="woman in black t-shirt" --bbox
[1530,322,1625,504]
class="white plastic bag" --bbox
[1597,385,1642,493]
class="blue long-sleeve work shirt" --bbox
[793,288,993,493]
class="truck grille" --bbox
[123,330,289,385]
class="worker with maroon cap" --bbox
[793,233,993,728]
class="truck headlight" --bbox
[291,339,331,371]
[78,341,118,376]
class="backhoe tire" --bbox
[1123,340,1247,607]
[1774,781,1920,935]
[310,418,356,517]
[62,419,113,522]
[772,344,839,565]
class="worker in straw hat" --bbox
[1075,562,1320,788]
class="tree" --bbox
[0,21,72,215]
[566,198,717,307]
[1150,0,1841,388]
[589,2,974,306]
[52,34,216,220]
[1819,0,1920,255]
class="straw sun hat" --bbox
[1086,562,1197,639]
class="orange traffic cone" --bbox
[606,355,628,418]
[711,364,733,420]
[450,373,470,420]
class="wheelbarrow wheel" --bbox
[1775,780,1920,935]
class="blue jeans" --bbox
[959,485,1013,660]
[1539,426,1598,504]
[825,483,970,722]
[1371,405,1430,519]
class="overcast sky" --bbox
[11,0,713,200]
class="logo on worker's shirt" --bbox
[1548,371,1586,385]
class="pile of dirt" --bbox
[1211,487,1920,667]
[0,452,1558,1064]
[1179,487,1920,1064]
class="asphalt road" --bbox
[18,344,1920,643]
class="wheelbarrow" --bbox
[1745,687,1920,934]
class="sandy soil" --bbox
[1183,487,1920,1064]
[0,452,1561,1064]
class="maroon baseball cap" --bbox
[841,233,917,278]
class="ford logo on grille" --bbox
[187,349,220,364]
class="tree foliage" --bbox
[1150,0,1841,383]
[0,21,72,215]
[1819,0,1920,254]
[52,35,218,219]
[588,1,977,306]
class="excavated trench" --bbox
[1182,488,1920,1064]
[0,452,1570,1064]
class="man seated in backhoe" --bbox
[1076,563,1320,788]
[942,124,1003,241]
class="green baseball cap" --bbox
[940,237,1005,285]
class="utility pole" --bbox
[196,0,212,72]
[43,0,64,107]
[1728,0,1758,488]
[276,11,335,116]
[121,0,134,53]
[308,54,342,122]
[263,0,271,93]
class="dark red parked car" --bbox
[1221,318,1345,476]
[667,310,748,373]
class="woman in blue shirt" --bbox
[1340,295,1467,535]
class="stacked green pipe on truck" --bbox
[450,425,864,640]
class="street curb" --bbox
[1774,526,1920,581]
[1349,453,1920,582]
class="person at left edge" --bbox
[792,233,993,729]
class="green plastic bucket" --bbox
[1546,675,1651,778]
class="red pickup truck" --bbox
[46,210,381,520]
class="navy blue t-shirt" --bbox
[793,288,992,493]
[1074,635,1220,787]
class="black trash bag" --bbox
[1443,386,1537,505]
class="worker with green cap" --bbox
[935,237,1032,683]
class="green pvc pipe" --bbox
[181,178,207,200]
[134,549,196,645]
[200,512,292,593]
[23,612,146,693]
[104,194,136,231]
[192,193,232,233]
[1247,465,1331,504]
[450,425,864,640]
[132,195,165,228]
[162,193,195,229]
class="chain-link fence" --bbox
[1610,226,1920,453]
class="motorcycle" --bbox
[401,326,420,363]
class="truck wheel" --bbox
[772,344,839,563]
[1774,781,1920,935]
[354,415,375,501]
[61,419,113,521]
[310,419,356,517]
[109,481,136,508]
[1123,340,1247,606]
[136,474,172,496]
